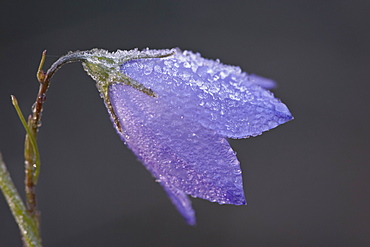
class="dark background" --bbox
[1,0,369,246]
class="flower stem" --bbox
[22,50,87,224]
[4,50,87,246]
[22,50,87,240]
[0,154,42,247]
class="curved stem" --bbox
[32,50,87,131]
[26,50,88,194]
[0,50,91,247]
[19,50,88,245]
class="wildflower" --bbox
[82,48,293,225]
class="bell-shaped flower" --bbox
[81,48,293,225]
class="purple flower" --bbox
[82,48,293,225]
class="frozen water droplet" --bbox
[233,169,242,175]
[183,62,191,68]
[154,65,162,73]
[38,93,46,103]
[36,119,42,128]
[143,66,152,75]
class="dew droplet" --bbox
[38,93,47,103]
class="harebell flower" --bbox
[80,48,293,225]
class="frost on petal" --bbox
[81,47,293,225]
[108,84,246,225]
[121,50,293,138]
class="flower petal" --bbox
[108,84,246,224]
[120,50,292,139]
[81,48,293,224]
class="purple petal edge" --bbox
[121,49,293,139]
[108,84,246,224]
[161,183,196,225]
[95,48,293,224]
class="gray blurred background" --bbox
[0,0,369,246]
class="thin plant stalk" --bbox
[0,50,87,246]
[0,154,42,247]
[22,50,86,231]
